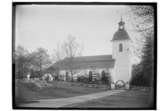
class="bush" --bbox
[23,82,40,91]
[77,76,89,83]
[101,72,110,85]
[130,63,153,87]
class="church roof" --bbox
[112,19,130,41]
[112,29,130,41]
[52,55,115,70]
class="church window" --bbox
[119,43,123,52]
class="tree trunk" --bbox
[70,70,74,82]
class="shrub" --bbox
[77,76,89,83]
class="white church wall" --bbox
[109,68,115,83]
[112,40,132,83]
[58,66,115,82]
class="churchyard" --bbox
[15,79,106,105]
[15,79,153,108]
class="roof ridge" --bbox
[73,54,112,58]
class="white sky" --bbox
[15,5,142,64]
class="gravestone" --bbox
[27,74,31,81]
[110,83,115,89]
[125,82,130,90]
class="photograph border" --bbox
[12,2,157,110]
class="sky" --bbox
[15,5,143,64]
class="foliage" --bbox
[130,5,155,86]
[77,76,89,83]
[101,71,110,85]
[131,5,154,37]
[30,48,51,76]
[15,46,51,79]
[15,46,32,79]
[142,36,154,85]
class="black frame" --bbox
[12,2,157,110]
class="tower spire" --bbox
[119,17,125,30]
[112,17,130,41]
[121,16,123,22]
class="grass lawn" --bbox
[15,80,155,108]
[15,80,107,105]
[65,89,154,108]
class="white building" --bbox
[52,19,132,89]
[111,18,132,89]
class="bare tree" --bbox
[62,35,83,81]
[51,44,64,79]
[62,35,82,58]
[52,44,64,63]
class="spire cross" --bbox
[121,16,123,22]
[119,17,125,30]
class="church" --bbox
[53,19,132,89]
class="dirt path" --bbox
[21,90,124,108]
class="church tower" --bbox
[111,18,131,89]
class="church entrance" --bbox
[115,80,126,89]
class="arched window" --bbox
[119,43,123,52]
